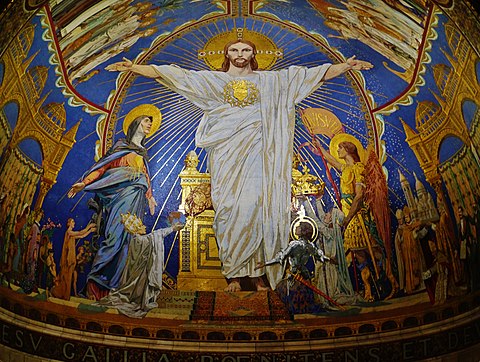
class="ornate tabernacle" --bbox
[177,151,227,290]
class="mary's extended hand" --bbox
[105,57,133,72]
[68,182,85,198]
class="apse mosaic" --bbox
[0,0,479,324]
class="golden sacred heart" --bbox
[224,79,259,107]
[232,80,248,101]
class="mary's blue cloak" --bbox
[83,139,150,291]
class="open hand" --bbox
[346,56,373,71]
[105,57,133,72]
[68,182,85,198]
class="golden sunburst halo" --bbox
[198,28,283,70]
[329,133,366,164]
[123,104,162,138]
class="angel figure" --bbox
[308,133,398,302]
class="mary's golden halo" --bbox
[123,104,162,138]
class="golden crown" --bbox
[292,165,325,196]
[120,212,145,234]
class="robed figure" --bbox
[107,39,373,291]
[68,105,161,300]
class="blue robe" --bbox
[84,140,150,291]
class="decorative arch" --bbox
[461,98,479,131]
[1,100,20,132]
[17,137,43,165]
[438,135,465,164]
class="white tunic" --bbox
[153,64,330,288]
[96,227,172,318]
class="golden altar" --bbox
[177,151,227,291]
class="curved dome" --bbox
[41,102,66,127]
[415,100,441,126]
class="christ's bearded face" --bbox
[227,42,254,69]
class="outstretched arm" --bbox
[311,137,343,171]
[105,57,160,79]
[69,223,96,240]
[323,56,373,81]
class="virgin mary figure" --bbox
[68,104,161,300]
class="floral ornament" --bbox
[41,218,62,238]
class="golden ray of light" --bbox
[96,78,117,86]
[147,117,193,156]
[147,113,200,163]
[207,23,219,39]
[194,147,208,172]
[388,153,415,177]
[149,92,188,106]
[78,129,97,143]
[168,43,204,63]
[177,35,207,51]
[151,50,201,68]
[147,85,186,98]
[152,137,197,230]
[388,186,405,203]
[150,123,199,178]
[314,86,356,99]
[258,21,266,34]
[154,110,200,148]
[153,51,201,69]
[151,105,201,141]
[163,231,179,272]
[190,30,210,47]
[307,93,364,113]
[323,78,358,89]
[270,27,289,45]
[151,95,194,110]
[340,124,369,144]
[272,36,305,56]
[307,92,360,111]
[124,92,165,104]
[275,48,323,68]
[195,26,214,45]
[70,192,86,213]
[155,142,194,188]
[382,119,405,134]
[159,107,199,132]
[162,111,202,142]
[213,20,223,35]
[57,176,83,205]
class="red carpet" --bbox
[191,291,292,322]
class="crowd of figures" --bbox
[0,142,479,317]
[280,140,480,313]
[0,205,93,300]
[0,199,96,300]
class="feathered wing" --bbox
[363,147,392,258]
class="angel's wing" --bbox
[363,147,392,257]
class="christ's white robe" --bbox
[153,64,330,288]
